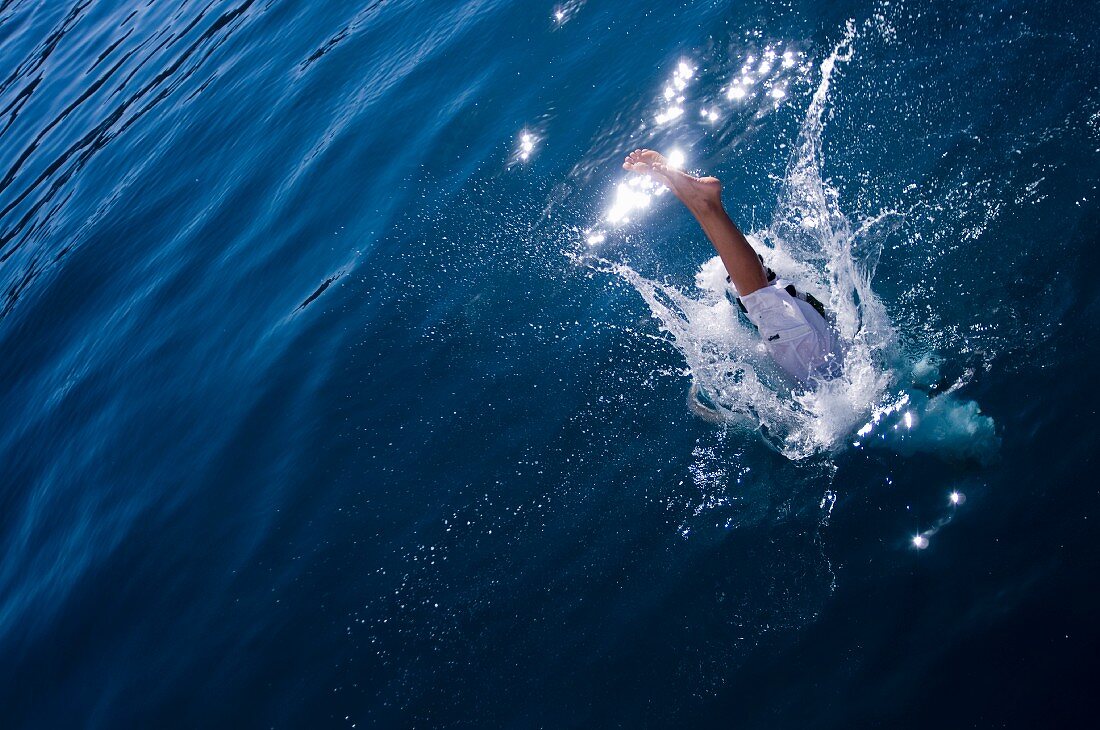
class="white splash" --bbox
[582,23,998,462]
[603,23,895,459]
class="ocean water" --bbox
[2,0,1099,726]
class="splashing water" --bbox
[576,22,1000,463]
[591,25,896,460]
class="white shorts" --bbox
[739,283,842,384]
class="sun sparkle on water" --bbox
[590,40,807,239]
[516,130,537,161]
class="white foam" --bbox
[584,22,997,462]
[604,25,895,459]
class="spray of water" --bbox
[587,25,886,459]
[577,23,998,462]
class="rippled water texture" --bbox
[2,1,1099,727]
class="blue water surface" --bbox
[2,0,1099,726]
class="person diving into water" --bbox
[622,149,842,386]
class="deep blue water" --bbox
[2,0,1099,726]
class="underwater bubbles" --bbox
[906,490,971,554]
